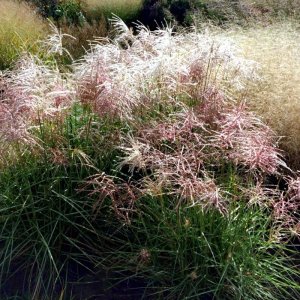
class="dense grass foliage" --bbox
[98,198,300,299]
[0,0,48,69]
[0,105,122,299]
[251,0,300,17]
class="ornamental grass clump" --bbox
[1,19,300,299]
[0,55,74,146]
[116,104,284,212]
[273,175,300,238]
[75,19,300,299]
[74,18,291,228]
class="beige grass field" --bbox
[0,0,48,69]
[226,21,300,168]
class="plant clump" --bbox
[1,18,300,299]
[74,19,300,298]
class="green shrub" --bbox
[55,0,86,26]
[27,0,59,18]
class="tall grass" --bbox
[190,0,300,27]
[0,102,122,298]
[204,0,300,19]
[0,0,48,69]
[74,19,300,298]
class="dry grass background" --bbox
[249,0,300,16]
[0,0,48,69]
[225,21,300,168]
[61,18,108,60]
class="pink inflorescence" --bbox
[76,20,287,219]
[0,56,74,144]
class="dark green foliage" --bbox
[136,0,165,30]
[169,0,192,24]
[27,0,59,18]
[137,0,210,29]
[27,0,85,26]
[97,197,300,299]
[0,106,121,298]
[55,0,85,26]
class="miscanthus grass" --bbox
[0,18,300,299]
